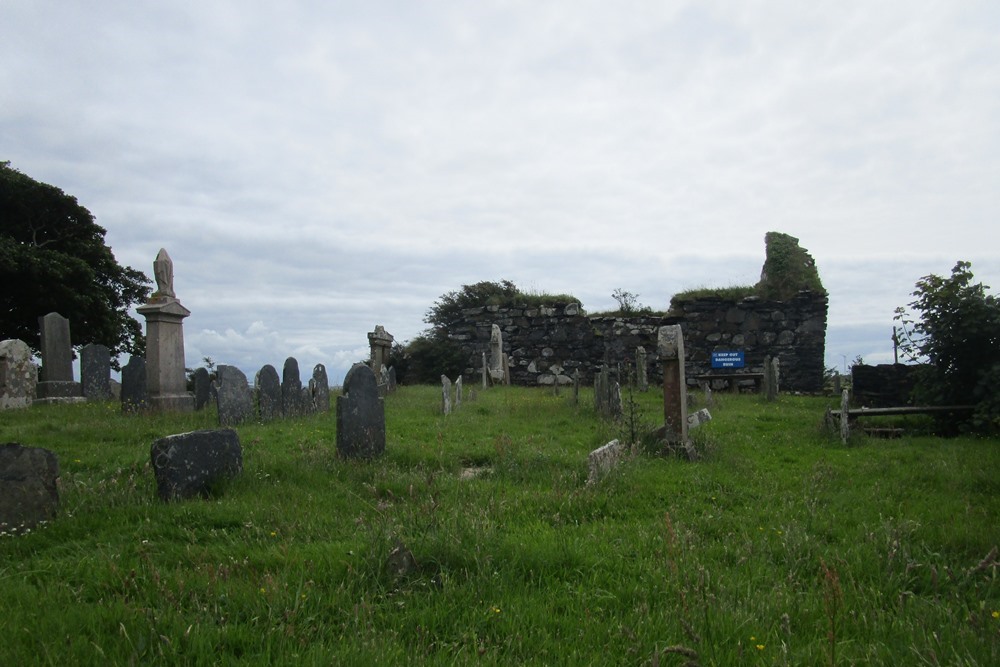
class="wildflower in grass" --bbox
[259,587,266,594]
[756,644,765,651]
[492,607,501,614]
[993,610,999,619]
[270,531,277,537]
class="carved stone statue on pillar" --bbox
[136,249,194,412]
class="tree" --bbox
[894,261,1000,432]
[0,162,151,364]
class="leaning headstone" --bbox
[135,249,194,412]
[441,375,452,415]
[636,346,648,392]
[455,375,463,409]
[281,357,303,417]
[192,367,211,411]
[311,364,330,413]
[34,312,83,404]
[0,339,38,410]
[120,356,147,413]
[336,363,385,459]
[586,439,630,486]
[150,429,243,502]
[80,343,112,401]
[255,365,281,422]
[658,325,688,445]
[216,365,253,426]
[0,443,59,533]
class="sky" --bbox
[3,0,998,384]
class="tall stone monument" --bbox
[368,325,394,373]
[658,325,688,445]
[136,249,194,412]
[34,312,83,405]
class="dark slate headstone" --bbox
[80,343,112,401]
[255,364,281,422]
[0,443,59,533]
[150,429,243,502]
[311,363,330,413]
[192,367,211,411]
[120,356,147,413]
[336,363,385,459]
[38,312,73,382]
[216,365,253,426]
[281,357,303,416]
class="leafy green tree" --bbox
[0,162,151,364]
[426,280,519,330]
[894,261,1000,432]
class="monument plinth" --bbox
[137,249,194,413]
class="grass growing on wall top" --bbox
[2,388,999,665]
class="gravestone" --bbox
[120,356,147,413]
[0,443,60,533]
[481,353,488,389]
[488,325,506,384]
[255,365,281,422]
[281,357,303,416]
[840,389,850,444]
[658,325,688,445]
[688,408,712,430]
[455,375,463,408]
[34,312,83,404]
[311,364,330,413]
[702,382,714,409]
[387,366,397,393]
[587,439,630,485]
[192,367,211,411]
[336,363,385,459]
[572,368,580,405]
[0,339,37,410]
[80,343,112,401]
[135,249,194,412]
[441,375,452,415]
[636,346,648,392]
[216,365,253,426]
[150,429,243,502]
[368,325,394,373]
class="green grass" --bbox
[2,388,999,665]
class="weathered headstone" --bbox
[688,408,712,430]
[34,312,83,404]
[586,439,630,485]
[80,343,112,401]
[387,366,397,393]
[840,389,850,444]
[455,375,463,408]
[192,367,211,411]
[135,250,194,412]
[150,429,243,502]
[368,325,394,373]
[0,443,59,532]
[502,352,511,386]
[481,353,488,389]
[311,363,330,413]
[488,325,506,385]
[120,356,147,413]
[636,346,648,392]
[0,339,37,410]
[336,363,385,459]
[255,364,281,422]
[281,357,303,416]
[658,325,688,445]
[441,375,452,415]
[216,365,253,426]
[702,382,714,409]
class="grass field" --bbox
[2,386,999,665]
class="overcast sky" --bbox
[3,1,998,384]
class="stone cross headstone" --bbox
[192,367,211,411]
[0,443,60,532]
[150,429,243,502]
[120,356,147,413]
[441,375,452,415]
[636,346,648,392]
[0,339,37,410]
[336,363,385,459]
[311,363,330,413]
[281,357,303,416]
[216,365,254,426]
[367,325,394,373]
[658,325,688,445]
[135,249,194,412]
[34,312,83,404]
[80,343,112,401]
[255,365,281,422]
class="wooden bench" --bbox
[693,372,764,393]
[827,405,975,438]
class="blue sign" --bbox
[711,350,745,369]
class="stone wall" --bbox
[447,289,828,392]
